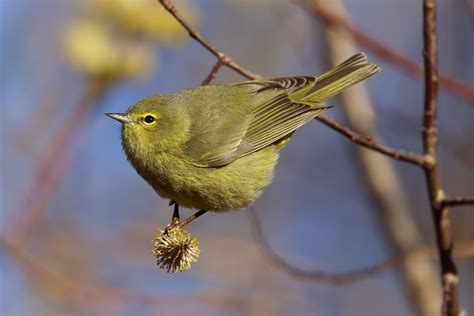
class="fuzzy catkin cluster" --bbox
[151,224,200,273]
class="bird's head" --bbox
[106,95,191,157]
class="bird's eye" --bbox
[144,115,156,124]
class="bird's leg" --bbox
[168,200,207,228]
[169,200,180,225]
[179,210,207,228]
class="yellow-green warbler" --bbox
[107,53,379,212]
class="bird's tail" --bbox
[289,53,380,106]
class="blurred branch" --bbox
[441,197,474,207]
[9,78,109,247]
[422,2,462,315]
[467,0,474,16]
[158,0,260,80]
[12,88,62,155]
[297,0,474,104]
[247,209,474,285]
[0,238,246,314]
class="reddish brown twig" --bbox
[422,1,462,315]
[159,0,260,80]
[9,79,108,247]
[315,115,427,166]
[441,197,474,207]
[247,209,474,285]
[201,60,223,86]
[298,0,474,104]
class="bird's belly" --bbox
[147,147,279,212]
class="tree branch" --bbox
[201,60,223,86]
[441,197,474,207]
[422,1,462,315]
[9,79,109,247]
[0,238,247,314]
[247,209,474,285]
[319,1,442,314]
[159,0,260,80]
[297,0,474,104]
[316,115,427,166]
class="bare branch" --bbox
[298,0,474,104]
[158,0,260,80]
[0,238,247,313]
[441,197,474,207]
[316,115,427,166]
[422,1,462,315]
[247,209,474,285]
[201,60,223,86]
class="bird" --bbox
[107,53,380,216]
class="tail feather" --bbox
[289,53,380,106]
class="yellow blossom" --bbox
[64,19,154,80]
[94,0,197,45]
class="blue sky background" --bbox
[1,1,473,315]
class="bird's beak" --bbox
[106,113,133,124]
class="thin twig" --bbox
[441,197,474,207]
[247,209,474,285]
[158,0,260,80]
[201,60,223,86]
[298,0,474,104]
[316,115,427,166]
[422,1,462,315]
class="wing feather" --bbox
[188,77,328,167]
[186,53,379,167]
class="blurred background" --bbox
[1,0,473,315]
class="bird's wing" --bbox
[182,86,254,167]
[185,53,379,167]
[219,78,331,165]
[184,79,329,168]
